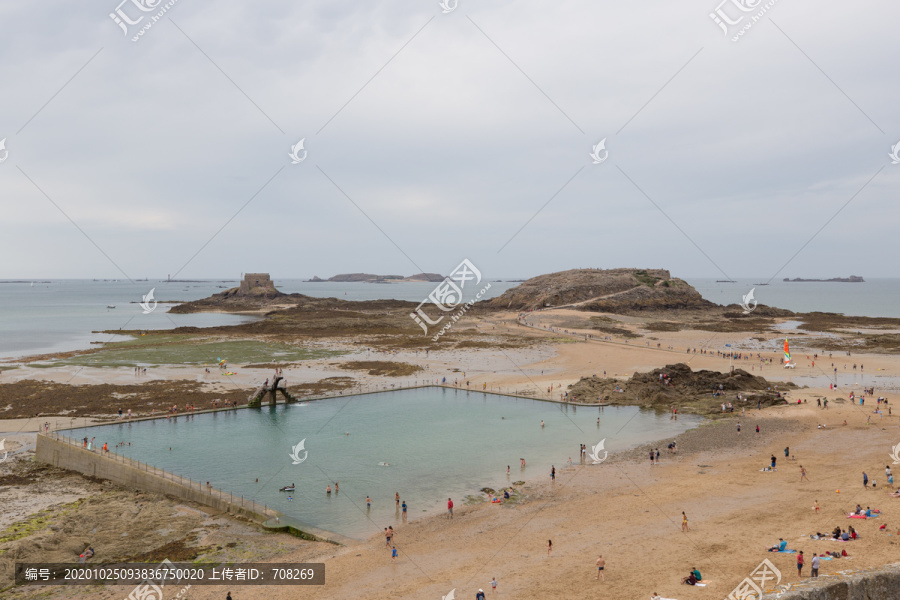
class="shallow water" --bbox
[67,388,700,538]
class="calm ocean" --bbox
[1,277,897,360]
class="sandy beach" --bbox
[3,307,900,599]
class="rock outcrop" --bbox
[566,363,794,410]
[485,268,714,313]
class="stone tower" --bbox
[239,273,274,295]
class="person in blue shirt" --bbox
[767,538,787,552]
[691,568,702,581]
[476,590,486,600]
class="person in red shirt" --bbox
[797,551,804,577]
[447,498,453,519]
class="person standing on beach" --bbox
[490,577,498,593]
[756,424,760,435]
[650,449,655,465]
[391,546,398,560]
[800,466,809,482]
[447,498,453,519]
[796,551,804,577]
[366,496,372,509]
[814,500,819,513]
[551,466,556,481]
[395,492,400,507]
[596,555,605,581]
[682,512,689,532]
[547,540,552,556]
[811,553,819,578]
[737,422,741,435]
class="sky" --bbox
[1,0,898,281]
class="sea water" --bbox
[688,278,900,319]
[0,279,518,359]
[5,277,899,359]
[67,387,700,538]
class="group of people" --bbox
[681,567,702,585]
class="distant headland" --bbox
[306,273,445,283]
[783,276,864,283]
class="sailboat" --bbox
[783,339,795,369]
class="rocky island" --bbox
[783,276,864,282]
[306,272,444,283]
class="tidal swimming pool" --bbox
[70,387,700,538]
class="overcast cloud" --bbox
[1,0,898,280]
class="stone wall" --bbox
[772,563,900,599]
[35,434,271,523]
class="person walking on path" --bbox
[797,551,804,577]
[447,498,453,519]
[811,553,820,578]
[682,512,689,532]
[800,465,809,482]
[596,555,606,581]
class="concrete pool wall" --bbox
[34,432,352,544]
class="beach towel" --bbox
[776,549,797,553]
[819,556,833,560]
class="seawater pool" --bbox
[68,388,701,538]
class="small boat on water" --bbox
[279,485,295,492]
[106,305,116,309]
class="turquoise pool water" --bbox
[69,388,700,538]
